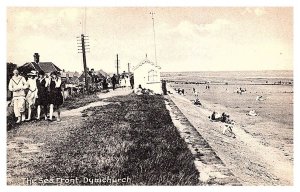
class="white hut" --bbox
[133,56,162,94]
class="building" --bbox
[18,53,61,76]
[133,56,162,94]
[60,71,80,84]
[78,69,103,84]
[96,69,109,78]
[78,72,92,84]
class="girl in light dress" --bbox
[25,70,38,121]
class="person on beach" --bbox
[48,71,63,121]
[247,110,258,116]
[193,88,198,97]
[194,98,201,105]
[210,111,224,121]
[136,84,143,95]
[111,74,117,90]
[256,95,265,101]
[177,88,182,95]
[36,70,49,120]
[25,70,38,121]
[8,69,27,124]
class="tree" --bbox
[7,63,17,86]
[7,62,17,100]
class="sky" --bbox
[7,7,293,73]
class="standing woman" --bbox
[120,75,126,88]
[25,70,38,121]
[36,70,48,120]
[8,69,27,123]
[48,71,63,121]
[125,76,131,87]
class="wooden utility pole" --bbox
[116,54,119,76]
[77,34,90,91]
[128,63,130,73]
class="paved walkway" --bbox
[62,88,133,117]
[7,87,133,185]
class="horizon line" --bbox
[161,69,293,73]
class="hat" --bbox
[27,70,38,76]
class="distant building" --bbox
[96,69,109,78]
[133,56,162,94]
[78,72,92,84]
[18,53,61,76]
[61,70,80,84]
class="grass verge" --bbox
[8,94,199,185]
[61,93,100,110]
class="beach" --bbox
[163,70,293,185]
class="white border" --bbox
[1,1,298,192]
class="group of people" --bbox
[119,75,131,88]
[236,87,247,94]
[8,69,63,124]
[174,88,185,95]
[111,73,134,90]
[210,111,233,123]
[209,111,236,137]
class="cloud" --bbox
[254,8,266,16]
[199,19,232,33]
[241,7,267,17]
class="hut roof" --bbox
[133,57,161,71]
[19,62,61,74]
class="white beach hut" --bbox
[133,56,162,94]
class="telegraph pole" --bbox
[150,11,158,65]
[128,63,130,73]
[116,54,120,76]
[77,34,90,91]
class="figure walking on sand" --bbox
[36,70,49,120]
[25,70,38,121]
[193,87,198,97]
[48,71,63,121]
[8,69,27,124]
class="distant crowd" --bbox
[110,72,134,90]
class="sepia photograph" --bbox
[5,6,294,187]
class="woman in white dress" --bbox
[120,77,126,88]
[8,69,27,123]
[25,70,38,121]
[125,76,131,87]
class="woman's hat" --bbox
[27,70,38,76]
